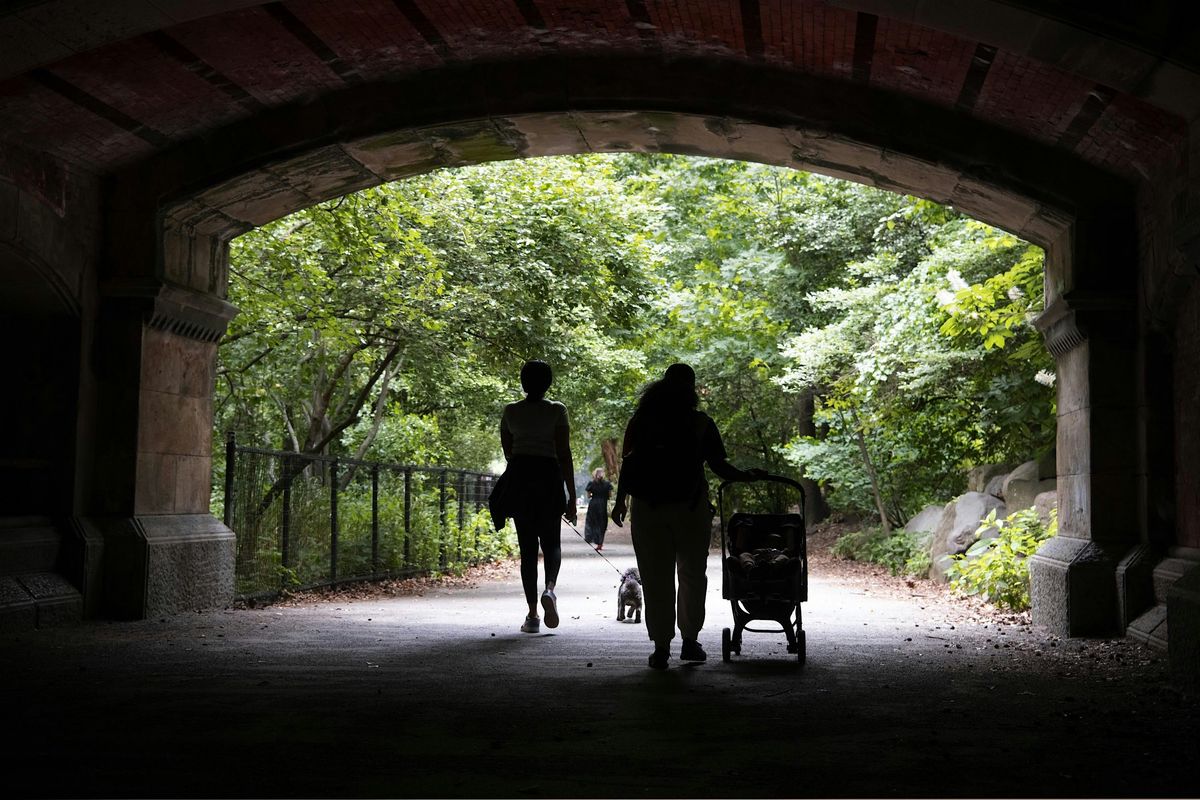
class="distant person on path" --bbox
[611,363,763,669]
[498,360,577,634]
[583,468,613,551]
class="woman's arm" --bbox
[554,422,577,523]
[703,416,763,482]
[611,423,633,526]
[499,408,513,460]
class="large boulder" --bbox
[967,463,1013,494]
[904,504,946,536]
[1033,490,1058,528]
[984,472,1008,499]
[929,492,1006,582]
[1036,448,1057,480]
[1002,460,1056,513]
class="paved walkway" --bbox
[1,524,1197,798]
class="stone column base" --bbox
[1029,535,1128,636]
[90,514,235,619]
[1167,563,1200,689]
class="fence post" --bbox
[330,459,339,583]
[403,468,412,565]
[371,464,380,574]
[457,470,466,563]
[439,469,448,570]
[281,454,292,577]
[223,431,236,528]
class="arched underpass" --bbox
[1,3,1200,784]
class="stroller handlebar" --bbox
[717,473,806,502]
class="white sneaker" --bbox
[541,589,559,628]
[520,615,540,633]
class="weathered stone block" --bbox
[95,514,235,619]
[1055,344,1090,414]
[723,122,799,167]
[140,329,216,399]
[1115,544,1158,627]
[194,171,310,227]
[877,150,960,204]
[174,454,213,515]
[1055,472,1089,536]
[0,519,60,574]
[1126,603,1167,651]
[343,130,442,180]
[508,113,592,157]
[572,111,660,154]
[1166,563,1200,688]
[264,145,381,205]
[1029,535,1123,636]
[1054,409,1090,475]
[134,451,177,516]
[950,177,1038,236]
[138,390,211,457]
[1087,471,1139,543]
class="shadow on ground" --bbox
[1,525,1196,798]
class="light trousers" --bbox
[629,496,713,646]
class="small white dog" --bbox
[616,567,643,623]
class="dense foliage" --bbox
[945,507,1058,611]
[215,154,1056,531]
[830,526,932,578]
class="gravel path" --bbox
[1,520,1196,798]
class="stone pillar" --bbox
[87,281,238,618]
[1030,291,1141,636]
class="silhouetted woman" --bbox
[583,468,613,550]
[500,360,577,634]
[611,363,762,669]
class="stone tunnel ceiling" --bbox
[0,0,1193,195]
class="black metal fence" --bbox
[222,432,502,599]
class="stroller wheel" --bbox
[722,628,732,661]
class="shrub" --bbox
[944,507,1056,611]
[832,526,931,578]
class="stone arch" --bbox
[128,55,1140,641]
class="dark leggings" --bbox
[514,512,562,606]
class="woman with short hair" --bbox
[499,360,577,633]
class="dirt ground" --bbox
[1,519,1197,799]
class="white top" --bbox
[502,399,569,459]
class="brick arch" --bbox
[144,52,1135,306]
[137,56,1139,638]
[2,3,1195,675]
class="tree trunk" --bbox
[600,437,621,480]
[850,407,891,533]
[795,389,830,524]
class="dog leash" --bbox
[561,515,627,577]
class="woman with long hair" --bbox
[499,360,577,633]
[583,467,613,550]
[611,363,763,669]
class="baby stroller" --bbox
[718,474,808,663]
